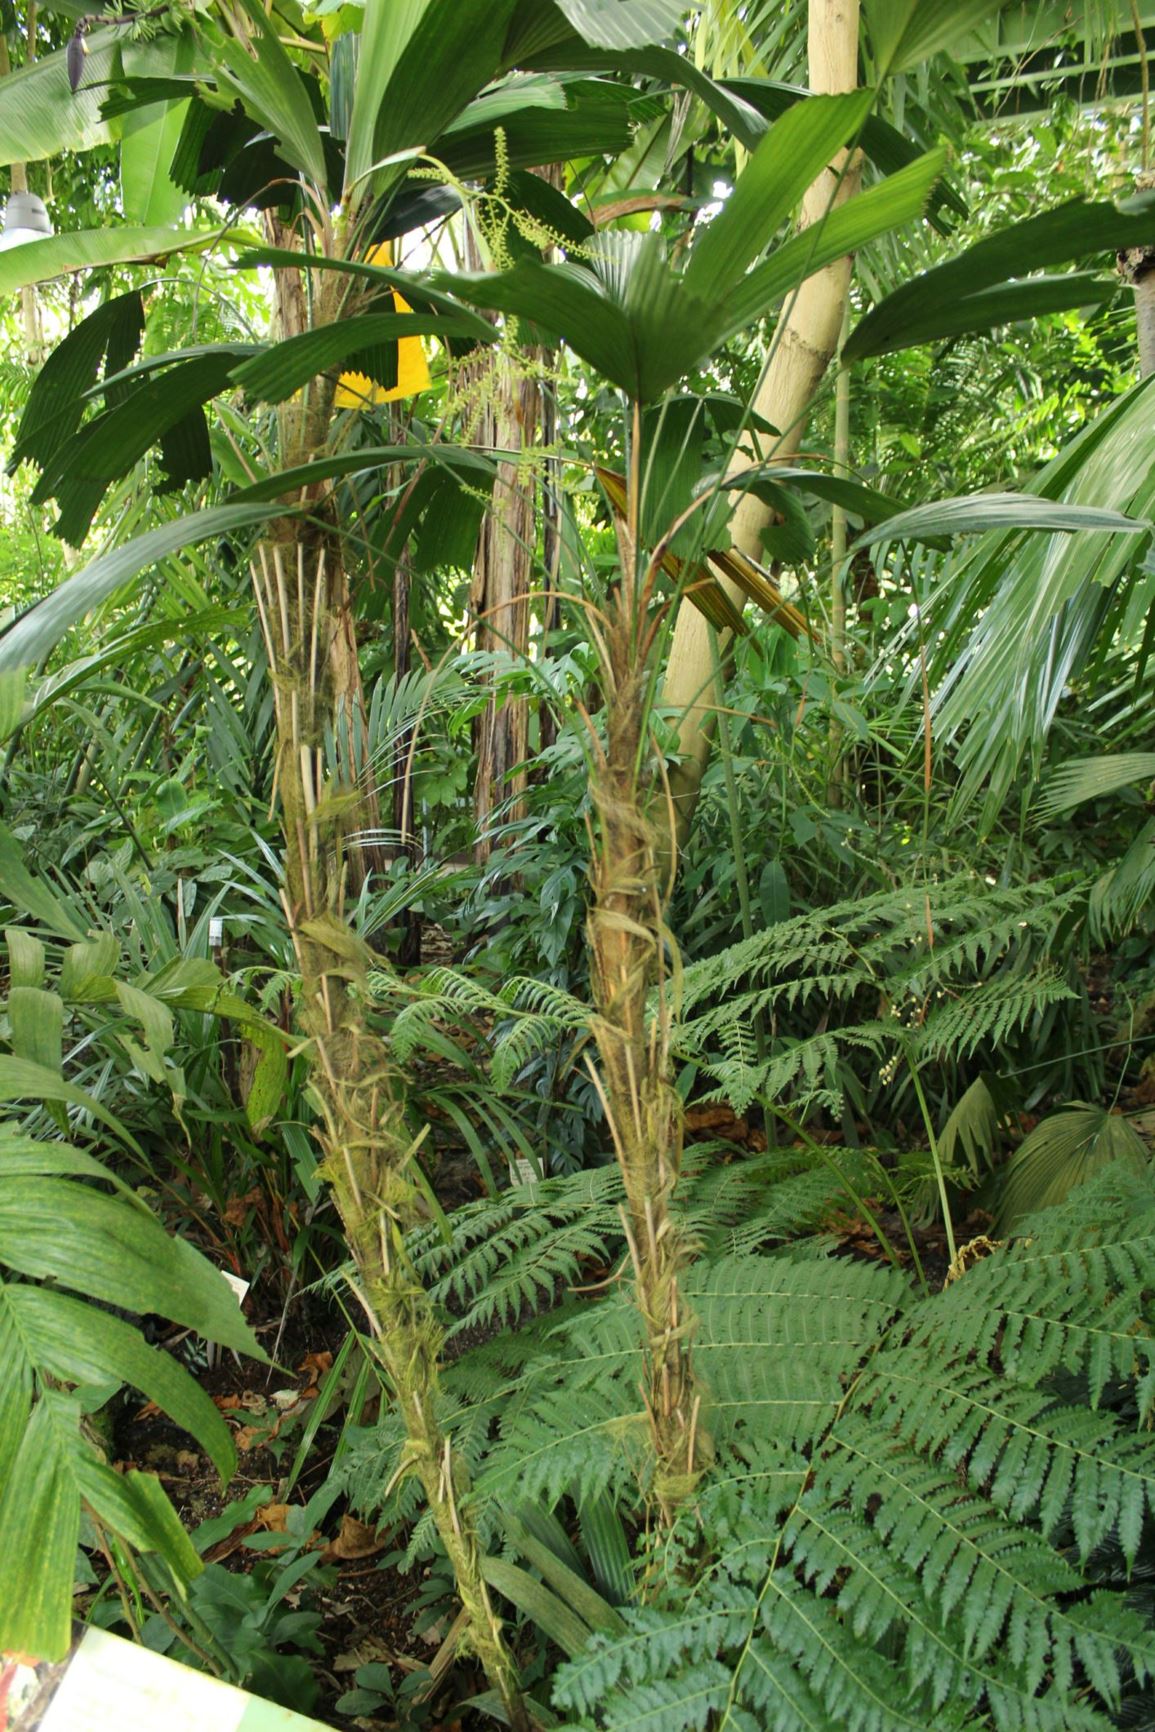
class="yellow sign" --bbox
[335,241,431,409]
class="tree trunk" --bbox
[585,441,706,1521]
[255,250,527,1731]
[1119,173,1155,375]
[472,361,539,861]
[661,0,862,850]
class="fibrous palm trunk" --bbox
[586,452,705,1522]
[254,258,527,1731]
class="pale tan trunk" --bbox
[662,0,862,848]
[472,362,539,860]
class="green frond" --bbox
[676,873,1086,1116]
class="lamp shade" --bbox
[0,191,53,252]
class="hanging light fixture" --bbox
[0,191,53,253]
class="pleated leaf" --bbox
[0,1175,260,1352]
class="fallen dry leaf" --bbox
[322,1514,386,1563]
[297,1349,333,1380]
[223,1188,262,1226]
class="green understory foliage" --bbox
[346,1162,1155,1731]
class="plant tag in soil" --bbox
[2,1625,336,1731]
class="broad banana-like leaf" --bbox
[853,493,1147,550]
[0,503,282,672]
[0,27,141,165]
[0,225,228,301]
[1040,753,1155,817]
[118,33,196,226]
[120,97,191,226]
[846,195,1155,360]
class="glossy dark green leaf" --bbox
[722,77,967,225]
[851,273,1114,358]
[865,0,1010,73]
[33,353,244,545]
[526,41,766,151]
[215,0,329,190]
[684,91,874,303]
[234,246,498,337]
[720,149,947,340]
[845,197,1155,361]
[345,0,519,198]
[231,312,490,404]
[728,465,906,525]
[9,292,142,475]
[437,75,634,183]
[228,442,496,504]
